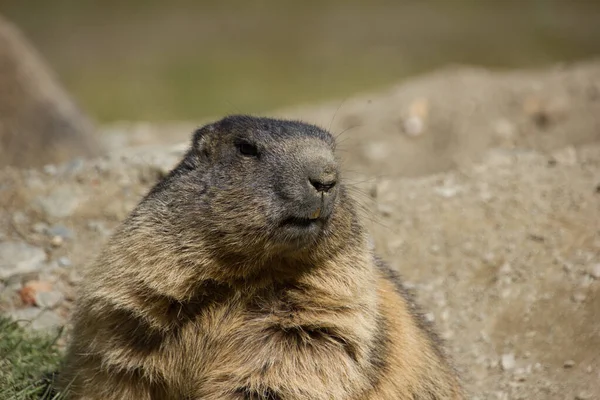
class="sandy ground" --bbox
[1,59,599,399]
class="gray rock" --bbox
[46,224,75,240]
[0,241,46,280]
[63,158,85,175]
[35,186,81,219]
[35,290,65,309]
[7,307,64,333]
[57,257,72,267]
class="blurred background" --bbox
[1,2,600,399]
[3,0,600,123]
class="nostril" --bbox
[309,178,337,193]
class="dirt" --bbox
[1,59,600,399]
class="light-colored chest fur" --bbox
[162,283,380,399]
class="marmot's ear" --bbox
[192,122,217,157]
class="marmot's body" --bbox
[0,14,100,168]
[60,116,463,399]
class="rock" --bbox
[46,225,75,240]
[0,242,46,280]
[50,236,64,247]
[57,257,72,267]
[402,116,424,137]
[35,186,81,219]
[563,360,575,369]
[7,307,63,333]
[501,353,516,371]
[588,263,600,280]
[19,280,53,305]
[402,98,429,137]
[35,290,65,309]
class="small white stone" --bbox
[589,263,600,280]
[57,257,72,267]
[434,185,461,198]
[50,236,64,247]
[501,353,516,371]
[403,116,424,136]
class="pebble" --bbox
[402,116,424,136]
[63,158,85,175]
[434,183,462,198]
[57,257,72,267]
[50,236,64,247]
[35,186,81,219]
[0,242,47,280]
[19,280,53,305]
[404,98,429,138]
[501,353,516,371]
[588,263,600,280]
[7,307,64,333]
[563,360,575,369]
[46,225,75,240]
[35,290,65,309]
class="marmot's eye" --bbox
[236,141,259,157]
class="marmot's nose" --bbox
[309,175,337,193]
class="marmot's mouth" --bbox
[280,216,319,228]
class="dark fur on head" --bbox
[136,115,358,286]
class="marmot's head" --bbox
[145,115,357,273]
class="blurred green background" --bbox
[3,0,600,122]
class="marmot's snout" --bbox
[304,150,338,219]
[277,143,339,237]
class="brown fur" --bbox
[0,14,101,168]
[59,115,463,399]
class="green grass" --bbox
[0,317,63,400]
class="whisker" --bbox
[329,98,348,132]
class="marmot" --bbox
[59,115,463,399]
